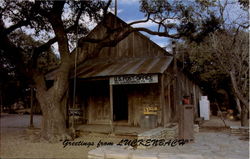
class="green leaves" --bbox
[139,0,223,42]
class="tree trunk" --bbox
[241,107,249,127]
[34,62,72,142]
[229,71,249,127]
[229,71,249,111]
[235,97,241,114]
[36,91,70,142]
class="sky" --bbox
[110,0,169,48]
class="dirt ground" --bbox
[0,114,134,158]
[0,114,249,159]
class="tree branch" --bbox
[103,0,112,18]
[31,37,58,68]
[48,1,70,60]
[131,27,180,39]
[128,13,151,26]
[31,22,84,69]
[3,20,30,35]
[78,21,180,47]
[2,1,43,35]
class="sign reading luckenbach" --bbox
[110,74,158,85]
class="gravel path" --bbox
[150,131,249,159]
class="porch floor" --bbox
[76,124,147,136]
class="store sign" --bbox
[110,74,158,85]
[69,108,82,116]
[144,106,158,115]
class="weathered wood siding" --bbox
[161,64,203,124]
[74,80,162,126]
[81,15,166,59]
[175,70,202,119]
[126,84,161,126]
[96,32,166,58]
[73,80,110,124]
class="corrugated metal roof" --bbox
[76,56,173,78]
[46,56,173,80]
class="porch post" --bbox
[193,85,197,119]
[29,85,34,128]
[109,84,114,133]
[172,41,178,122]
[160,74,167,127]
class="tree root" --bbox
[46,133,73,143]
[26,128,75,143]
[36,131,73,143]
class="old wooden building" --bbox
[46,13,202,129]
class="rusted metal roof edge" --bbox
[76,57,173,79]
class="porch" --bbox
[76,124,147,136]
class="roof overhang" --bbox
[45,56,173,80]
